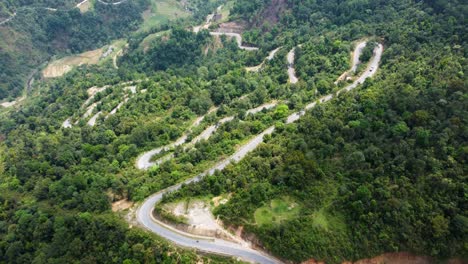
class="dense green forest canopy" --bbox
[0,0,466,263]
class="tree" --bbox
[432,215,449,238]
[274,104,289,119]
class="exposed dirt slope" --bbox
[302,252,465,264]
[254,0,287,27]
[43,48,103,78]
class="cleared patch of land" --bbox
[77,0,92,13]
[43,39,126,78]
[211,194,230,207]
[254,196,301,226]
[98,39,127,66]
[112,199,134,212]
[43,48,103,78]
[0,96,24,108]
[160,196,248,245]
[139,0,190,32]
[164,199,220,230]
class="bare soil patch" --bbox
[160,198,249,244]
[256,0,287,27]
[212,195,229,207]
[43,48,103,78]
[77,0,92,13]
[216,22,246,34]
[0,96,25,108]
[112,199,134,212]
[302,252,464,264]
[168,200,219,230]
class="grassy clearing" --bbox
[310,209,348,234]
[139,0,190,32]
[254,196,301,226]
[311,209,329,230]
[140,30,170,51]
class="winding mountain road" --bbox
[1,0,94,26]
[338,43,382,94]
[246,48,281,72]
[287,46,301,84]
[193,6,259,52]
[62,85,140,128]
[136,108,216,170]
[135,42,383,263]
[76,0,90,8]
[335,41,367,84]
[136,101,279,170]
[209,32,259,51]
[0,0,102,26]
[97,0,129,5]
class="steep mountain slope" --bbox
[151,0,467,262]
[0,0,465,263]
[0,0,148,100]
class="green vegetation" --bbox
[0,0,149,100]
[147,0,467,263]
[0,0,466,263]
[154,205,188,225]
[254,197,301,226]
[310,209,329,230]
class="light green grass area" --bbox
[140,30,170,50]
[254,196,301,226]
[310,209,348,233]
[139,0,190,32]
[311,209,329,230]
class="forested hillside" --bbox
[0,0,148,100]
[158,0,467,262]
[0,0,466,263]
[0,0,77,19]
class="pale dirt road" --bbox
[335,41,367,84]
[246,47,281,72]
[97,0,129,5]
[287,47,298,84]
[136,101,279,170]
[209,32,259,51]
